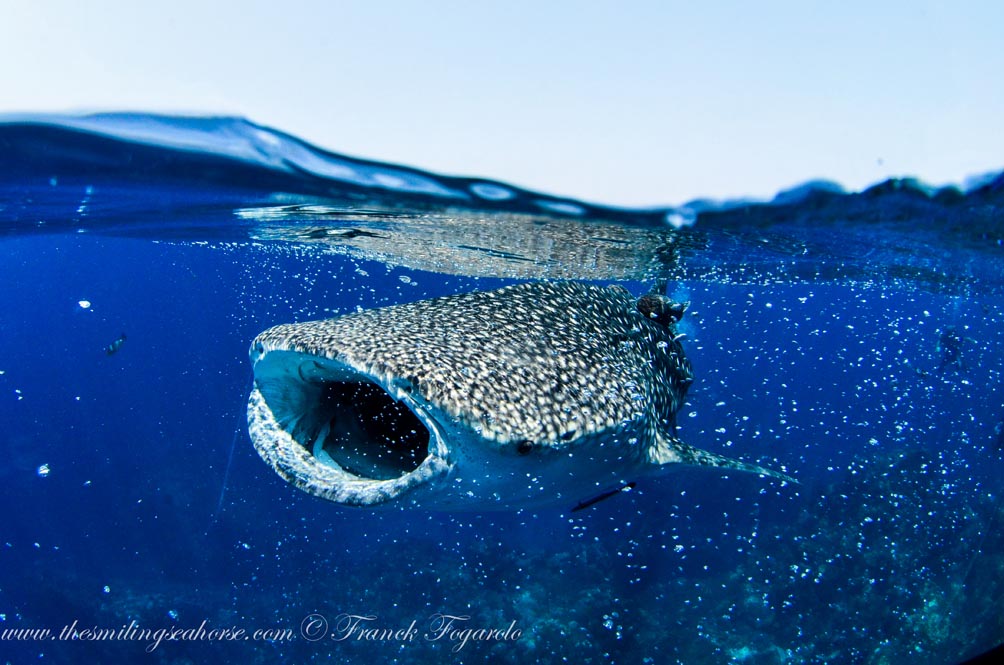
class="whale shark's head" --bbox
[247,282,790,510]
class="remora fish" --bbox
[247,282,792,509]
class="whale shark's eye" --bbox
[516,439,533,455]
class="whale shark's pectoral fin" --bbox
[650,434,797,484]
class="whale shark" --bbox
[246,281,793,510]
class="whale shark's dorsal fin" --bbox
[650,433,797,484]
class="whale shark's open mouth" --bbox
[306,379,428,479]
[247,349,451,505]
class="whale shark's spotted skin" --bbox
[247,282,792,509]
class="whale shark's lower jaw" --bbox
[247,350,452,506]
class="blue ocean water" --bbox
[0,114,1002,664]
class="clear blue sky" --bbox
[2,0,1002,206]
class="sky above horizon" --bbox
[2,0,1002,207]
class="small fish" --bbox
[571,481,637,512]
[247,282,793,509]
[105,333,127,355]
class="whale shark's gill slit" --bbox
[254,351,430,482]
